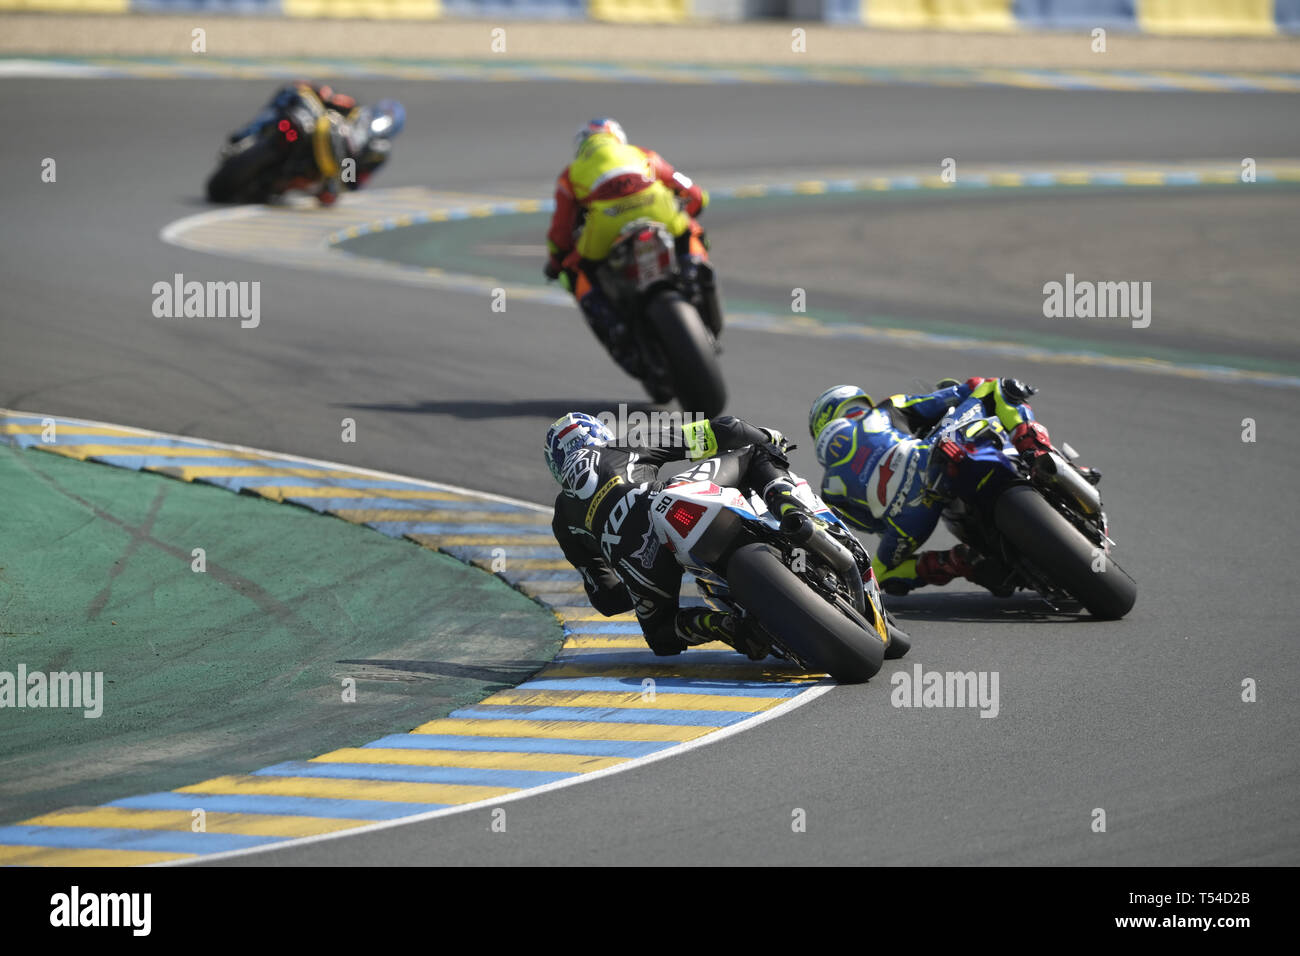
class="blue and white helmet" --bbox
[574,118,627,154]
[545,412,615,496]
[809,385,873,440]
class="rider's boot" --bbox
[761,477,817,524]
[917,544,1015,598]
[676,608,769,661]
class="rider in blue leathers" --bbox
[809,377,1069,596]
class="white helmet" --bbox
[574,118,627,154]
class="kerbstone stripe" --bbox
[0,411,824,865]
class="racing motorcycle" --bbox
[597,219,727,419]
[653,456,908,684]
[926,398,1137,619]
[206,89,402,205]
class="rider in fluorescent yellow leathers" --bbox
[544,118,717,378]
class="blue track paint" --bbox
[252,761,576,788]
[108,791,446,820]
[364,734,674,758]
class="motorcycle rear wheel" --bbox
[644,290,726,419]
[993,484,1137,619]
[727,543,885,683]
[206,137,279,204]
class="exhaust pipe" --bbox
[781,512,867,614]
[1032,451,1102,516]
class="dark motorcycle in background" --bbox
[206,88,403,206]
[926,400,1137,618]
[597,219,727,419]
[206,86,347,204]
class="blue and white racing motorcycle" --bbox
[926,399,1137,619]
[651,457,907,684]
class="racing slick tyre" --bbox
[993,484,1137,619]
[727,543,885,683]
[645,290,726,420]
[206,137,279,204]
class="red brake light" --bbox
[667,501,707,536]
[278,119,291,131]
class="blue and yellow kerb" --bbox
[0,411,823,866]
[3,0,1298,33]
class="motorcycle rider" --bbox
[218,82,404,205]
[545,411,892,660]
[808,377,1084,597]
[543,119,720,380]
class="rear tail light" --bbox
[666,501,707,536]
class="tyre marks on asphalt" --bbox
[0,411,824,866]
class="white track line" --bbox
[162,681,835,866]
[4,408,836,865]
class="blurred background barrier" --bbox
[1,0,1297,33]
[814,1,1297,34]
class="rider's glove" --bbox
[760,427,794,455]
[1010,421,1054,460]
[683,184,708,218]
[543,256,563,281]
[1001,378,1038,403]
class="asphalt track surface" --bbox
[2,77,1298,865]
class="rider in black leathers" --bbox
[546,413,870,658]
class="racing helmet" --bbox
[808,385,873,440]
[545,412,616,491]
[574,118,627,155]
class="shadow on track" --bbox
[885,590,1095,625]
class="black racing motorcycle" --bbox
[597,219,727,419]
[206,86,349,205]
[925,397,1137,618]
